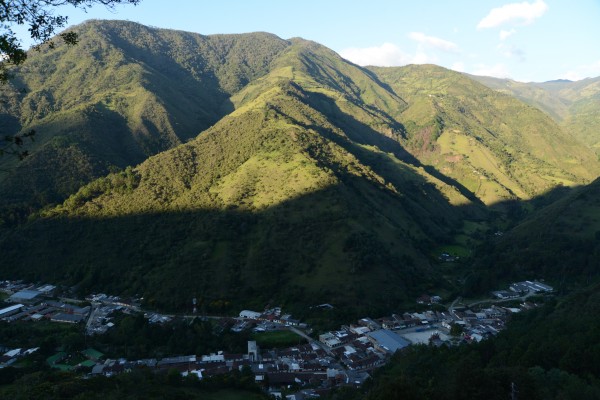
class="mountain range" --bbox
[471,74,600,156]
[0,20,599,313]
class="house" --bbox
[239,310,262,319]
[509,281,553,294]
[157,355,197,370]
[266,372,298,389]
[248,341,260,362]
[492,290,519,299]
[318,333,342,349]
[46,352,67,367]
[349,325,371,335]
[358,318,381,331]
[36,285,56,295]
[51,313,86,324]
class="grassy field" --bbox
[433,244,471,258]
[251,330,306,349]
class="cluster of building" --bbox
[85,294,171,335]
[491,280,553,300]
[317,317,420,372]
[0,282,166,335]
[239,307,303,327]
[0,282,91,324]
[85,304,119,335]
[0,278,555,398]
[78,339,361,398]
[0,347,39,368]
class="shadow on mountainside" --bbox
[299,91,485,206]
[1,175,598,319]
[0,181,442,317]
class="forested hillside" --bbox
[372,65,598,204]
[0,21,599,313]
[467,177,600,295]
[472,75,600,157]
[0,20,291,211]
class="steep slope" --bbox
[468,75,573,120]
[0,20,291,209]
[558,78,600,154]
[1,20,596,215]
[466,178,600,294]
[370,65,599,205]
[472,75,600,156]
[0,75,471,313]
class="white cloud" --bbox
[340,43,437,67]
[478,0,548,29]
[562,60,600,81]
[499,29,516,40]
[408,32,460,53]
[472,63,512,78]
[497,43,526,62]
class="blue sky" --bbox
[13,0,600,82]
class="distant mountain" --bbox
[371,65,598,205]
[544,79,573,84]
[471,74,600,156]
[0,21,598,312]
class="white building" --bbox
[239,310,262,319]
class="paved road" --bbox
[448,297,462,311]
[288,326,335,356]
[467,290,535,308]
[85,303,100,334]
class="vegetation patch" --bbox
[251,330,306,349]
[433,244,470,259]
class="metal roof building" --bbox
[366,329,411,354]
[0,304,25,318]
[50,313,86,324]
[9,290,43,304]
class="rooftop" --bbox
[366,329,411,353]
[9,290,42,301]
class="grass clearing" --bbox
[433,244,470,258]
[251,330,306,349]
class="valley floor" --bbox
[0,278,554,398]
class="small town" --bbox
[0,279,554,399]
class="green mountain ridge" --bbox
[0,20,291,208]
[471,74,600,156]
[0,20,599,311]
[2,80,467,312]
[372,65,598,204]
